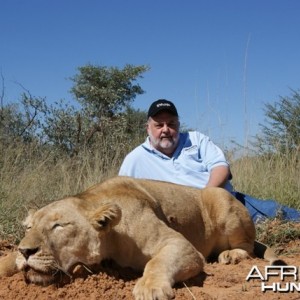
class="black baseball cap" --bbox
[147,99,178,118]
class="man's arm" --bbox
[206,165,231,188]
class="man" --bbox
[119,99,299,222]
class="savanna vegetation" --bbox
[0,64,299,243]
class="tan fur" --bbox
[0,177,279,300]
[0,252,18,277]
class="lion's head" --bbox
[16,198,121,285]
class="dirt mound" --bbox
[0,222,300,300]
[0,240,299,299]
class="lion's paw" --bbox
[218,249,250,264]
[133,276,174,300]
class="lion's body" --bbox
[0,177,278,300]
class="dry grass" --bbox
[0,139,299,243]
[230,150,300,209]
[256,218,300,255]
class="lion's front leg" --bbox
[133,236,204,300]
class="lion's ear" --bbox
[90,203,122,232]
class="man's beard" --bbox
[149,134,179,154]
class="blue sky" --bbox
[1,0,300,148]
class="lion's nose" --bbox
[19,247,39,260]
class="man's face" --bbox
[147,111,180,156]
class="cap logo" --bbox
[157,103,171,108]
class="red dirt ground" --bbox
[0,239,300,300]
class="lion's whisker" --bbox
[51,261,72,279]
[81,264,93,274]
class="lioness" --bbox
[0,176,281,300]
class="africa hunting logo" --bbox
[246,265,300,293]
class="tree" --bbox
[70,64,149,118]
[256,89,300,153]
[0,64,150,156]
[0,92,48,145]
[64,64,149,154]
[42,99,79,153]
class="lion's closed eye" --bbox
[52,224,63,230]
[51,223,71,231]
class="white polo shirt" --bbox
[119,131,233,192]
